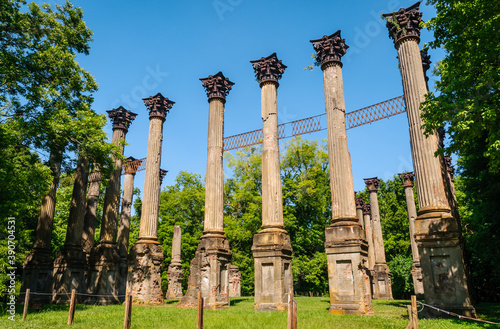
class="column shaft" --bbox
[171,225,182,263]
[363,210,376,271]
[369,191,386,265]
[117,172,135,258]
[81,167,102,254]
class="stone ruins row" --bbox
[21,2,474,317]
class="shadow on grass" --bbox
[230,298,248,306]
[164,299,180,306]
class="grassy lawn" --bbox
[1,297,499,328]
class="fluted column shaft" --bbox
[100,128,126,243]
[82,167,101,254]
[261,81,284,230]
[323,63,357,222]
[64,155,89,246]
[363,207,376,271]
[204,98,225,234]
[171,225,182,263]
[33,151,62,250]
[397,38,450,214]
[117,172,135,258]
[139,117,163,241]
[403,183,419,263]
[368,190,386,265]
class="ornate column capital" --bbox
[399,172,415,188]
[200,71,234,103]
[383,2,423,47]
[159,169,168,184]
[143,93,175,121]
[106,106,137,132]
[310,30,349,70]
[362,203,371,216]
[421,49,431,84]
[355,197,365,210]
[364,177,380,192]
[444,156,455,177]
[250,52,286,87]
[123,156,138,175]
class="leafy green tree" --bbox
[423,0,500,302]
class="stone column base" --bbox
[415,212,476,317]
[178,234,232,309]
[411,261,424,299]
[228,265,241,298]
[127,242,164,304]
[20,248,53,308]
[252,229,293,312]
[51,245,86,304]
[166,262,184,299]
[372,264,393,300]
[325,223,373,315]
[86,243,121,305]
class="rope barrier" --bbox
[417,301,500,325]
[12,291,126,298]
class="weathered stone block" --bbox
[228,265,241,298]
[86,242,121,304]
[51,245,86,304]
[20,248,53,307]
[127,242,164,304]
[166,262,183,299]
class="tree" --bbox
[423,0,500,302]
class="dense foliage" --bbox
[423,0,500,302]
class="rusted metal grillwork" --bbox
[122,157,147,174]
[223,96,405,151]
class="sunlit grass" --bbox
[1,297,498,328]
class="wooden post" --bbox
[411,295,418,329]
[292,299,297,329]
[22,289,30,321]
[67,289,76,325]
[123,293,132,329]
[287,292,292,329]
[197,291,203,329]
[406,305,413,329]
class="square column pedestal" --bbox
[415,213,476,317]
[86,243,120,304]
[252,229,293,312]
[372,264,393,300]
[20,249,53,308]
[52,246,86,304]
[179,234,231,309]
[325,224,372,315]
[127,242,164,304]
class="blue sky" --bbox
[54,0,444,196]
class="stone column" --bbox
[87,106,136,304]
[310,32,371,314]
[355,197,365,230]
[21,150,62,307]
[52,154,89,303]
[399,172,424,298]
[364,178,393,299]
[228,265,242,298]
[128,93,174,304]
[179,72,233,309]
[362,204,376,272]
[166,225,184,299]
[249,53,293,312]
[383,3,474,316]
[81,165,102,257]
[116,157,138,298]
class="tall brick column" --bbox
[399,172,424,298]
[87,106,136,304]
[21,150,62,307]
[179,72,233,309]
[128,93,174,304]
[166,225,184,299]
[81,165,102,257]
[310,31,371,315]
[116,157,138,297]
[52,154,89,303]
[364,178,393,299]
[383,2,474,316]
[250,53,293,312]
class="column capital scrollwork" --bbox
[421,49,431,84]
[310,30,349,70]
[143,93,175,121]
[399,172,415,188]
[250,52,286,87]
[355,197,365,209]
[123,156,138,175]
[106,106,137,132]
[362,203,371,216]
[159,169,168,184]
[200,71,234,103]
[382,2,423,47]
[364,177,380,192]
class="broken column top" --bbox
[143,92,175,121]
[399,172,415,188]
[171,225,182,263]
[250,52,287,86]
[200,71,234,103]
[362,203,371,216]
[106,106,137,132]
[355,197,365,210]
[364,177,380,192]
[383,1,423,46]
[310,30,349,69]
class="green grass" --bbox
[1,297,499,328]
